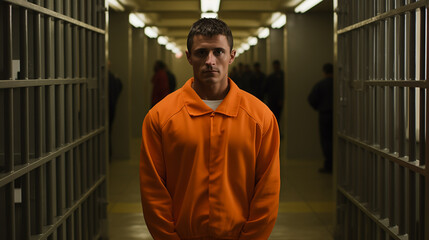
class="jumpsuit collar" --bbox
[183,78,241,117]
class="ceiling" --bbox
[116,0,333,50]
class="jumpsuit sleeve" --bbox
[239,113,281,240]
[140,111,181,240]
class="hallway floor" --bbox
[107,138,334,240]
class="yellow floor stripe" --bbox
[109,202,142,213]
[278,201,335,213]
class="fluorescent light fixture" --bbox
[294,0,323,13]
[144,26,159,38]
[200,0,221,13]
[201,12,218,18]
[257,27,270,39]
[247,37,258,46]
[107,0,124,11]
[241,43,250,51]
[129,13,145,28]
[166,42,176,50]
[271,13,286,28]
[157,36,168,45]
[175,51,183,59]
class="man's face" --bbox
[186,34,235,85]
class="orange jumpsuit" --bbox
[140,78,280,240]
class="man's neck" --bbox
[192,79,229,100]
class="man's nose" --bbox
[205,51,216,65]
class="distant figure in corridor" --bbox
[151,60,170,107]
[250,62,266,101]
[108,61,123,158]
[265,60,285,123]
[140,18,280,240]
[308,63,333,174]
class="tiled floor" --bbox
[108,138,334,239]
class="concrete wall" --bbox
[285,12,334,161]
[108,10,131,159]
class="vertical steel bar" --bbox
[4,4,14,173]
[35,166,43,234]
[5,4,12,80]
[19,9,30,236]
[7,182,16,240]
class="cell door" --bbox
[335,0,429,239]
[0,0,108,239]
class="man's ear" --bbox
[186,51,192,65]
[229,49,236,64]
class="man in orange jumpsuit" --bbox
[140,18,280,240]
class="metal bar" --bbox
[65,151,73,208]
[7,182,16,240]
[5,4,13,80]
[46,160,56,225]
[20,8,28,79]
[3,0,104,34]
[338,188,408,240]
[73,84,80,140]
[81,83,87,136]
[5,89,14,172]
[35,166,43,234]
[29,176,106,239]
[0,128,104,188]
[56,154,66,216]
[22,173,31,239]
[338,134,425,173]
[0,78,94,88]
[337,0,427,34]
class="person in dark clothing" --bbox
[265,60,284,123]
[108,68,123,158]
[166,70,176,93]
[308,63,333,174]
[250,62,266,101]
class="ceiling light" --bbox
[144,26,158,38]
[201,12,218,18]
[247,37,258,46]
[107,0,124,11]
[271,13,286,28]
[237,48,244,54]
[200,0,221,13]
[129,13,145,28]
[175,51,183,59]
[257,27,270,39]
[166,42,176,50]
[294,0,323,13]
[157,36,168,45]
[241,43,250,50]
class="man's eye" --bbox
[214,49,224,55]
[195,50,207,57]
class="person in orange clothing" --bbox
[140,18,280,240]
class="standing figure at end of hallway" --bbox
[265,60,285,123]
[140,18,280,240]
[151,60,170,107]
[308,63,333,174]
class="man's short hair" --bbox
[323,63,333,74]
[187,18,234,52]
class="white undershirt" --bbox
[202,99,223,110]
